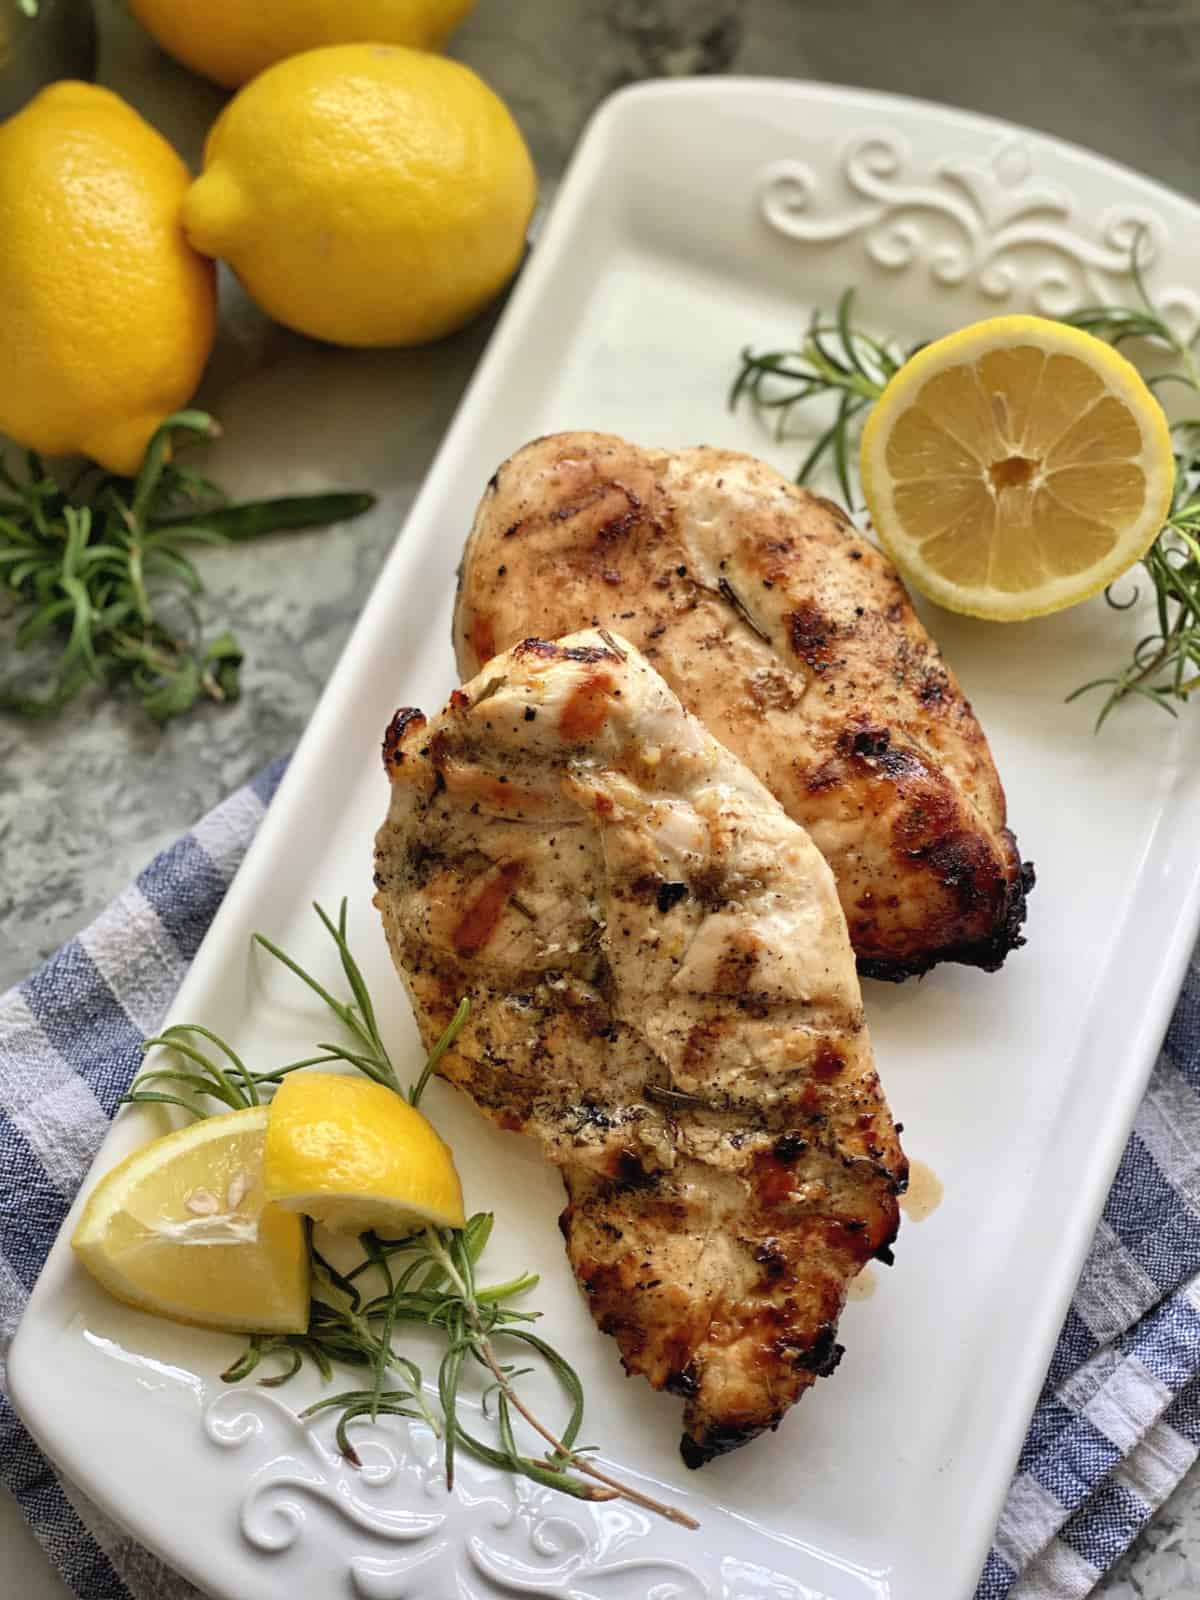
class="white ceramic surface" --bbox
[11,79,1200,1600]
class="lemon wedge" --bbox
[71,1106,309,1333]
[262,1073,466,1237]
[859,314,1175,620]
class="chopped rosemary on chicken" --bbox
[731,236,1200,726]
[124,900,695,1529]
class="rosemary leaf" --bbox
[410,999,470,1107]
[716,577,771,643]
[155,492,375,542]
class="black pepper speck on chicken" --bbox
[453,431,1033,980]
[374,629,907,1465]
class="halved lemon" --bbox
[71,1106,309,1333]
[859,315,1175,620]
[262,1073,465,1237]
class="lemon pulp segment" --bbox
[72,1106,309,1333]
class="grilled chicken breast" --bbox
[454,431,1032,980]
[374,629,906,1465]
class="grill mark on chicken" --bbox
[471,616,497,667]
[453,431,1032,980]
[559,672,614,741]
[786,603,838,672]
[375,629,906,1466]
[452,860,524,955]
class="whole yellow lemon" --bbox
[0,83,216,474]
[127,0,476,90]
[183,45,536,349]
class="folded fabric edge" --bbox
[0,756,288,1600]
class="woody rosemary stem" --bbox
[424,1227,699,1530]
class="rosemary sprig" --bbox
[1059,239,1200,724]
[730,289,912,506]
[252,898,407,1100]
[126,899,470,1117]
[1060,229,1200,393]
[0,411,374,720]
[731,244,1200,726]
[1065,466,1200,724]
[127,902,692,1527]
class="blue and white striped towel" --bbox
[1,759,1199,1600]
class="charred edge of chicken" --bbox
[858,848,1035,983]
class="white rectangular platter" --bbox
[12,79,1200,1600]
